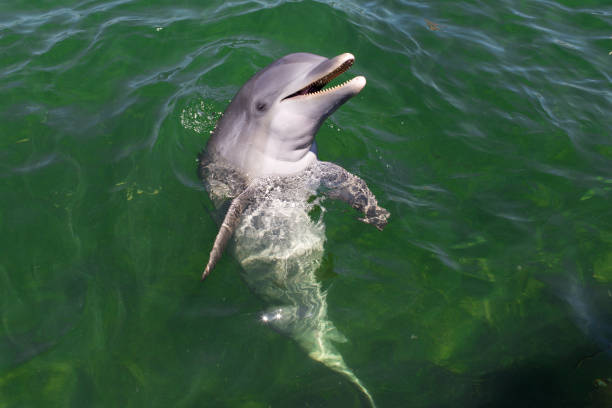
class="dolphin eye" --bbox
[255,101,267,112]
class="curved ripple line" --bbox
[12,153,59,174]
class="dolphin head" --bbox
[206,52,366,176]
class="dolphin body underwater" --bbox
[198,52,389,406]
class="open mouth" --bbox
[282,57,355,100]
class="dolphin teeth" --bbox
[305,78,354,97]
[282,57,356,100]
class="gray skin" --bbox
[198,52,389,407]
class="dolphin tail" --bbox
[201,186,253,280]
[308,342,377,408]
[262,304,376,407]
[294,315,375,407]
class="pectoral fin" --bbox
[318,161,390,230]
[201,187,253,280]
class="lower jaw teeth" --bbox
[286,77,354,99]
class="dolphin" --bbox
[198,52,389,407]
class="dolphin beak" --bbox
[282,53,366,101]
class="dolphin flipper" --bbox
[202,186,254,280]
[318,161,390,230]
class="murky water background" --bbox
[1,1,611,406]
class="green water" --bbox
[1,1,612,407]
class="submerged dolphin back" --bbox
[224,163,377,406]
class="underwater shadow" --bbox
[476,349,612,408]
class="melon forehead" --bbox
[241,53,328,101]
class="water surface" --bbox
[1,0,612,406]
